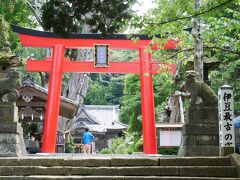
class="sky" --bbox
[132,0,155,15]
[125,0,155,33]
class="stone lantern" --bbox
[185,57,220,85]
[0,41,21,78]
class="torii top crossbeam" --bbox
[12,25,176,50]
[12,25,177,154]
[12,25,177,74]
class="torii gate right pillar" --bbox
[140,46,157,154]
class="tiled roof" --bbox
[74,105,127,132]
[21,74,78,105]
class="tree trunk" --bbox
[193,0,203,81]
[25,0,50,88]
[58,24,92,132]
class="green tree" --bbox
[0,0,36,48]
[130,0,239,63]
[0,0,43,87]
[120,74,141,124]
[105,76,125,105]
[102,0,240,155]
[128,0,240,113]
[41,0,136,35]
[40,0,137,133]
[210,60,240,113]
[84,74,125,105]
[120,73,174,135]
[84,81,108,105]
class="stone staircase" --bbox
[0,154,239,180]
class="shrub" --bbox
[158,148,178,155]
[115,144,128,154]
[100,148,112,154]
[133,137,143,152]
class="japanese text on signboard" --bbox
[218,86,235,148]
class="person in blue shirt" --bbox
[82,127,95,154]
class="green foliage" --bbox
[158,148,178,155]
[109,50,138,62]
[0,0,42,87]
[0,0,36,48]
[154,72,175,106]
[21,122,38,138]
[126,0,240,126]
[85,74,125,105]
[41,0,136,35]
[115,144,128,154]
[100,131,143,154]
[130,0,240,64]
[133,137,143,152]
[109,136,125,153]
[128,113,142,135]
[85,80,108,105]
[120,74,141,125]
[106,76,125,104]
[100,148,112,154]
[210,60,240,113]
[0,16,9,44]
[202,1,240,56]
[120,73,175,134]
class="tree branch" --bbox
[148,0,234,25]
[165,45,239,60]
[99,74,110,85]
[163,45,239,62]
[167,48,194,59]
[204,46,240,55]
[25,0,43,27]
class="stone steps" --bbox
[0,166,237,177]
[0,155,239,179]
[0,176,239,180]
[0,157,232,166]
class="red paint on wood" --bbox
[26,59,176,74]
[19,34,177,50]
[139,47,157,154]
[41,45,64,153]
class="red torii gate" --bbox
[12,25,177,154]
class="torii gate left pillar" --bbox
[12,25,177,154]
[43,45,64,152]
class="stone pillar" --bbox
[218,85,235,156]
[178,104,219,156]
[0,102,26,157]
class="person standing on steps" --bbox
[82,127,95,154]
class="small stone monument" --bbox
[178,70,219,156]
[0,42,26,157]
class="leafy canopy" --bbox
[41,0,136,35]
[0,0,36,48]
[130,0,239,63]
